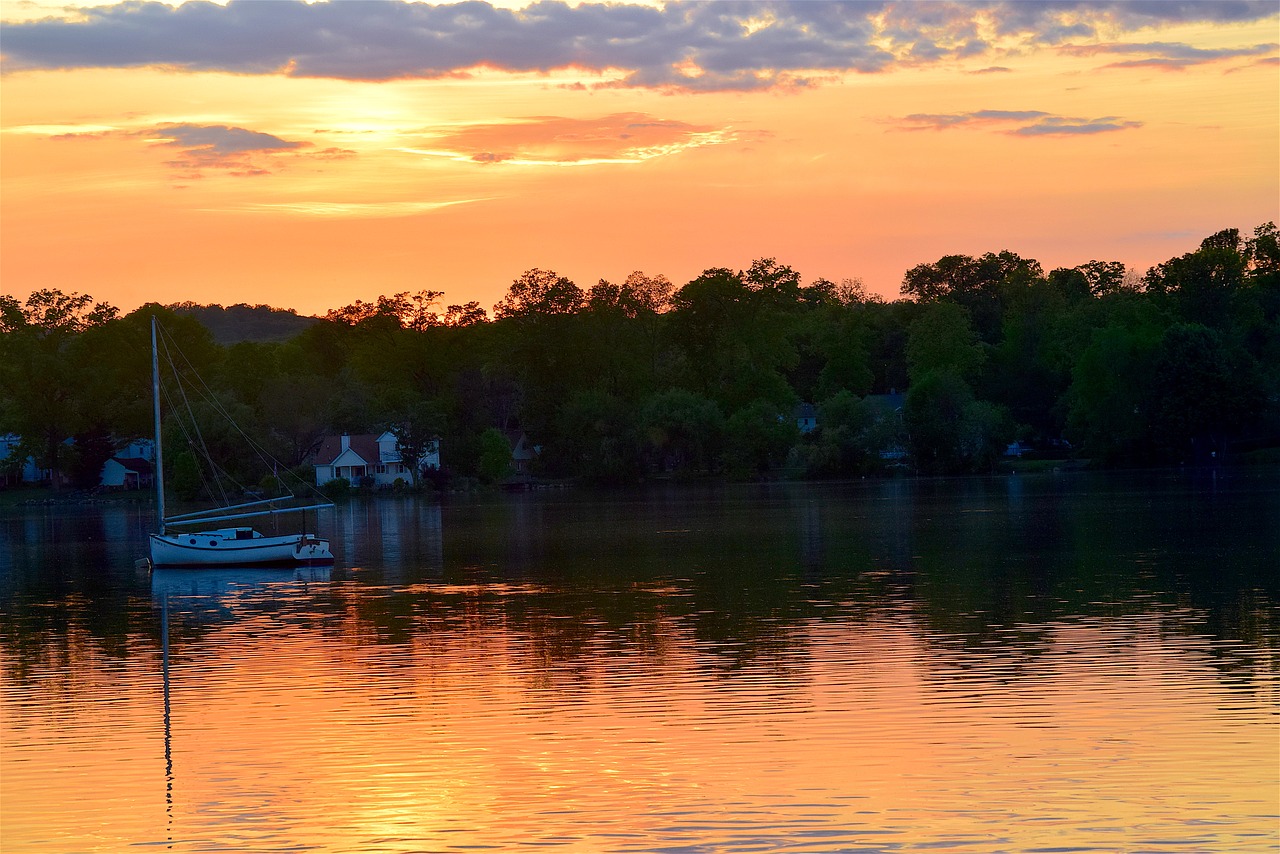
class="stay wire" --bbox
[153,319,330,506]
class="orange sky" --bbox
[2,0,1277,316]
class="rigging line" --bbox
[158,325,250,505]
[156,321,313,508]
[158,338,223,505]
[156,323,332,508]
[159,378,236,508]
[162,324,283,478]
[159,331,238,507]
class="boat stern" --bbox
[294,535,334,564]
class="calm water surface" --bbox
[2,469,1277,853]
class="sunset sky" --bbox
[2,0,1277,317]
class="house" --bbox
[115,439,154,462]
[313,432,440,487]
[0,434,52,486]
[1004,440,1031,458]
[100,456,154,489]
[864,391,908,461]
[505,430,537,475]
[794,403,818,434]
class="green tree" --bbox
[901,251,1043,343]
[904,372,974,474]
[326,290,446,330]
[668,267,796,412]
[1144,230,1247,329]
[555,389,644,483]
[724,399,798,476]
[1245,221,1279,276]
[904,373,1011,474]
[493,269,585,320]
[800,390,878,477]
[905,301,985,383]
[477,427,514,483]
[1147,324,1258,462]
[642,388,725,475]
[1065,313,1164,464]
[987,276,1072,441]
[0,289,120,486]
[388,400,445,489]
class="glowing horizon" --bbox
[1,0,1277,317]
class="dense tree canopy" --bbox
[2,223,1277,488]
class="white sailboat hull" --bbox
[149,529,333,568]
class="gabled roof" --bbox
[313,433,381,466]
[111,457,154,474]
[504,429,536,460]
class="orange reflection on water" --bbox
[2,593,1277,852]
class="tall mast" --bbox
[151,316,166,534]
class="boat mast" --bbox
[151,316,166,535]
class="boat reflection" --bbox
[151,564,332,603]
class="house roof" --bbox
[313,433,381,466]
[865,393,906,413]
[111,457,153,474]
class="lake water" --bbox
[2,469,1277,853]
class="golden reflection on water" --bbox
[2,577,1276,853]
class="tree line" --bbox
[1,222,1277,492]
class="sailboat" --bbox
[147,316,334,568]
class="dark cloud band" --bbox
[2,0,1277,91]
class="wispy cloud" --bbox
[1060,40,1279,70]
[3,1,1275,93]
[6,122,119,136]
[50,122,355,177]
[406,113,740,166]
[1010,115,1143,136]
[896,110,1142,136]
[238,199,487,218]
[147,123,302,176]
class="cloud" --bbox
[239,199,486,217]
[50,121,353,177]
[985,0,1279,42]
[1060,40,1279,70]
[896,110,1142,136]
[149,123,327,177]
[897,110,1049,130]
[408,112,740,165]
[154,123,305,155]
[6,123,118,136]
[3,1,1275,92]
[1010,115,1143,135]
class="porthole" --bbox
[209,540,218,547]
[189,539,196,545]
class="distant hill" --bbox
[168,302,320,344]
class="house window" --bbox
[375,465,386,474]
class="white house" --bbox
[116,439,154,462]
[313,432,440,487]
[101,456,154,489]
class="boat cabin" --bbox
[170,527,263,546]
